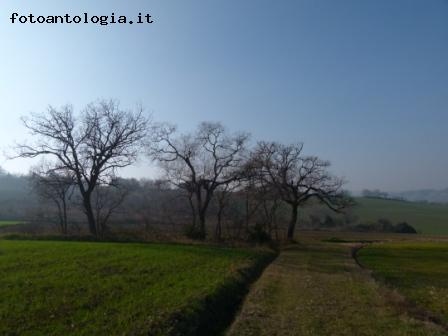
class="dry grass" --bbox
[227,237,446,336]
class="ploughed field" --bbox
[0,240,273,336]
[358,241,448,327]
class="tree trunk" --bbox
[287,204,298,240]
[198,209,207,240]
[215,208,223,241]
[188,194,197,228]
[194,188,203,236]
[55,202,64,234]
[83,194,97,237]
[245,193,250,230]
[195,189,212,240]
[62,197,68,235]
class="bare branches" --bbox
[29,162,76,234]
[250,141,350,239]
[15,99,150,237]
[148,121,250,239]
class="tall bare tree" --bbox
[16,100,149,237]
[149,122,249,239]
[252,142,351,240]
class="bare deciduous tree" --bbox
[214,181,240,240]
[92,179,130,236]
[16,100,149,237]
[252,142,351,240]
[30,165,75,234]
[148,122,249,239]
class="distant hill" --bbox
[0,171,36,220]
[353,197,448,235]
[355,188,448,204]
[390,189,448,204]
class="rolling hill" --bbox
[352,197,448,235]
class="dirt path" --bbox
[226,241,445,336]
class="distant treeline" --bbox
[0,169,418,239]
[362,188,448,204]
[361,189,406,202]
[0,170,37,220]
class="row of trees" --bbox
[15,100,351,240]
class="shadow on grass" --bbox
[152,251,278,336]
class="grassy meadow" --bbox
[0,220,24,227]
[2,232,448,335]
[0,239,274,336]
[358,241,448,326]
[353,197,448,235]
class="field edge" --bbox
[354,243,448,332]
[149,247,278,336]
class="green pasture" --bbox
[358,241,448,326]
[0,239,273,335]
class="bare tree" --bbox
[214,181,240,240]
[15,100,149,237]
[239,158,284,240]
[252,142,351,240]
[149,122,249,239]
[255,182,282,240]
[30,165,75,234]
[91,179,129,236]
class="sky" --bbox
[1,0,448,192]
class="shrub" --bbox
[351,219,417,234]
[394,222,417,234]
[184,225,206,240]
[247,223,271,243]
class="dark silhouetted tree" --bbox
[251,142,352,240]
[30,165,75,234]
[16,100,149,236]
[148,122,249,239]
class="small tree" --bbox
[252,141,351,240]
[30,166,75,234]
[241,158,283,239]
[16,100,149,237]
[91,179,130,236]
[149,122,249,239]
[214,181,240,240]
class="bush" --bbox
[377,218,394,232]
[247,223,271,243]
[321,215,337,228]
[394,222,417,234]
[351,219,417,234]
[184,225,206,240]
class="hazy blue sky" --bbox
[1,0,448,191]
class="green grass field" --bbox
[352,197,448,235]
[358,241,448,326]
[0,220,24,227]
[3,233,448,335]
[0,240,273,336]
